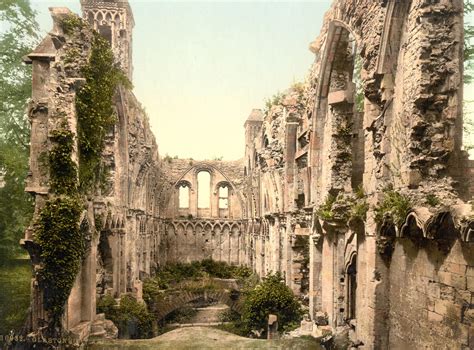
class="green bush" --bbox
[149,260,254,290]
[143,278,162,306]
[0,259,31,334]
[241,272,302,337]
[97,294,153,339]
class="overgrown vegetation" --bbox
[76,31,130,191]
[315,187,368,223]
[315,194,337,221]
[425,194,440,207]
[0,0,38,262]
[48,129,78,194]
[240,272,302,337]
[97,294,153,339]
[36,122,83,330]
[264,92,284,110]
[32,14,131,333]
[374,187,412,228]
[144,259,253,293]
[36,196,83,329]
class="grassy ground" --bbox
[86,326,322,350]
[0,258,31,334]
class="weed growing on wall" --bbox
[374,188,412,228]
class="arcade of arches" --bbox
[22,0,474,349]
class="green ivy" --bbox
[36,196,83,329]
[60,14,84,35]
[76,31,130,191]
[48,129,77,195]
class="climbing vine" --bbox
[36,196,83,330]
[76,31,130,191]
[48,128,77,195]
[34,14,130,333]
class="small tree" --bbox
[241,272,302,337]
[0,0,39,261]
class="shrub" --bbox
[97,294,153,339]
[241,272,302,337]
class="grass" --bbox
[0,258,31,334]
[86,326,322,350]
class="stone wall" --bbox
[243,0,473,348]
[21,0,474,347]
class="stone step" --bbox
[91,322,105,333]
[89,329,107,339]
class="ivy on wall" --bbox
[34,14,129,333]
[76,31,130,191]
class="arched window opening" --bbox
[98,25,112,44]
[346,254,357,320]
[218,186,229,209]
[178,184,190,209]
[197,171,211,208]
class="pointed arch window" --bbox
[178,184,190,209]
[197,171,211,208]
[218,185,229,209]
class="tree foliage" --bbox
[465,0,474,83]
[0,0,39,261]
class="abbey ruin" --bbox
[20,0,474,348]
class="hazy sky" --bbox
[31,0,332,160]
[31,1,474,159]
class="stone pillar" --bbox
[309,234,322,320]
[267,314,279,340]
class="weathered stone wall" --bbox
[157,159,247,265]
[389,239,472,348]
[22,0,473,347]
[244,0,473,348]
[22,6,173,339]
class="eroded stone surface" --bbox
[22,0,473,348]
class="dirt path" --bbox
[87,326,322,349]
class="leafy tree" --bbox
[465,0,474,84]
[241,272,302,337]
[0,0,39,261]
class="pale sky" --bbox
[31,0,333,160]
[31,0,474,159]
